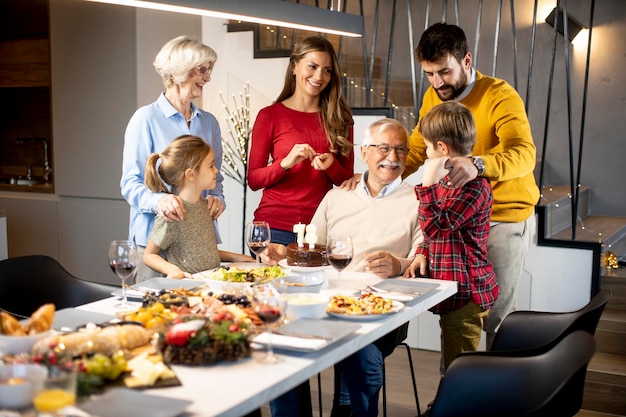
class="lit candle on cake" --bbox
[305,224,317,249]
[293,223,306,248]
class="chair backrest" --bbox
[0,255,119,318]
[490,289,611,352]
[429,330,596,417]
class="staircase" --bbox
[538,185,626,416]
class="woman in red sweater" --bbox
[248,36,354,247]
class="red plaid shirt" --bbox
[415,176,498,314]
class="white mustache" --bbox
[377,162,401,168]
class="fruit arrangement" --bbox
[124,302,176,330]
[158,312,255,365]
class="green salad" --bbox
[211,265,286,283]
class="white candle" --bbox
[305,224,317,249]
[293,223,306,247]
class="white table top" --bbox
[78,270,457,417]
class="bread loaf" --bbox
[32,324,152,356]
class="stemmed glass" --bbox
[252,284,286,364]
[246,221,271,268]
[327,235,353,291]
[108,240,137,309]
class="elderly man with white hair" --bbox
[265,117,423,417]
[314,117,422,417]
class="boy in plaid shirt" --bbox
[404,101,499,372]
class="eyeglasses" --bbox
[195,65,213,76]
[366,143,409,157]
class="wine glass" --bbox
[252,284,286,364]
[108,240,137,309]
[246,221,271,268]
[327,235,353,291]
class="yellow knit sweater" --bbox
[406,70,540,223]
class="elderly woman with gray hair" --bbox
[121,35,226,283]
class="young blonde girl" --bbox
[143,135,254,278]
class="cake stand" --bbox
[278,259,330,288]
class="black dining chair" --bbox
[381,321,421,417]
[0,255,119,318]
[427,330,596,417]
[489,289,611,353]
[480,289,611,417]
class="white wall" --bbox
[202,21,287,253]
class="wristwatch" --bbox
[472,156,485,176]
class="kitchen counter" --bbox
[0,182,54,194]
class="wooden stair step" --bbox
[551,215,626,247]
[584,351,626,415]
[602,273,626,310]
[588,352,626,384]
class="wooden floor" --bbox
[259,347,617,417]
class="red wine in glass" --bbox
[253,284,285,364]
[255,305,282,323]
[327,235,353,291]
[108,240,138,309]
[328,255,353,271]
[249,242,269,257]
[109,262,136,280]
[246,221,271,268]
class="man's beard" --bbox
[435,71,468,101]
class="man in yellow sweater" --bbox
[407,22,540,349]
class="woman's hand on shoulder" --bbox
[206,196,225,219]
[157,194,185,222]
[311,153,334,171]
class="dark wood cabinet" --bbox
[0,0,53,192]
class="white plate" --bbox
[79,388,192,417]
[194,263,284,293]
[53,308,116,329]
[327,300,404,321]
[111,277,202,300]
[278,258,331,272]
[18,308,115,330]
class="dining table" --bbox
[75,269,457,417]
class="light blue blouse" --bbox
[121,92,225,247]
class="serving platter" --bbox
[327,300,404,321]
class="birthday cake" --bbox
[287,223,329,267]
[286,243,329,267]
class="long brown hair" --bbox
[145,135,212,193]
[276,36,353,157]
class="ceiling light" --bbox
[545,6,586,43]
[85,0,364,37]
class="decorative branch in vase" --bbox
[220,83,251,253]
